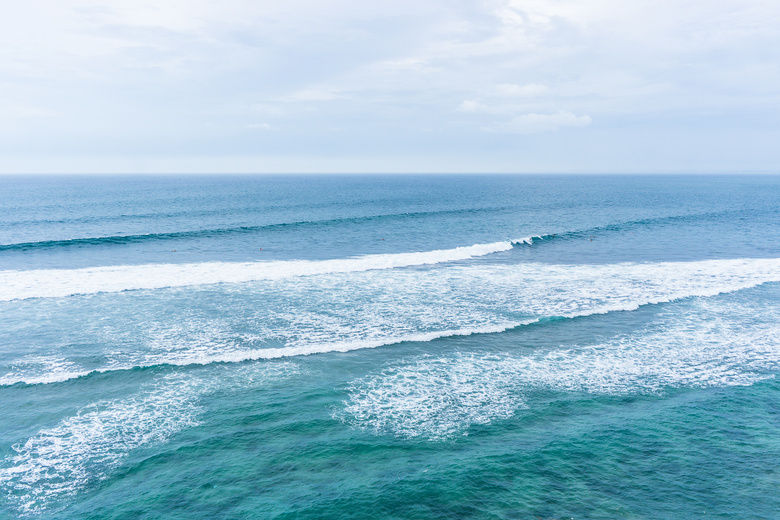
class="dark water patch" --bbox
[53,379,780,520]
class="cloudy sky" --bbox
[2,0,779,173]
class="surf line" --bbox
[0,320,535,387]
[0,240,526,301]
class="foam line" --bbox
[0,357,91,387]
[0,241,514,301]
[0,322,530,387]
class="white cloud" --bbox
[282,88,345,102]
[457,97,591,134]
[1,104,61,120]
[494,83,549,97]
[457,100,486,113]
[501,111,592,133]
[248,104,285,117]
[1,0,779,171]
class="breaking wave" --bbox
[2,257,779,387]
[0,241,516,301]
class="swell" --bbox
[0,206,506,252]
[3,206,763,253]
[512,208,771,247]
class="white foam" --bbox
[342,298,780,440]
[0,321,531,387]
[135,257,780,366]
[0,241,514,301]
[3,257,780,387]
[0,356,91,387]
[0,362,298,514]
[512,236,539,245]
[340,354,526,440]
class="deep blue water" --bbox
[1,174,779,519]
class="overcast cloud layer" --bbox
[2,0,779,173]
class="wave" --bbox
[510,208,772,248]
[0,241,517,301]
[0,206,505,252]
[0,321,531,387]
[4,206,757,253]
[3,256,780,387]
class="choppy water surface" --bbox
[1,174,779,519]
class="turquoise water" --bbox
[1,175,779,519]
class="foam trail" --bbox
[342,298,780,440]
[0,362,298,514]
[342,354,527,440]
[0,241,513,301]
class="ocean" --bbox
[0,174,778,519]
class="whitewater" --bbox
[1,174,779,519]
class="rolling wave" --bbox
[3,206,761,253]
[511,208,770,247]
[3,257,779,387]
[0,241,517,301]
[0,206,504,251]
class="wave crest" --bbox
[0,241,514,301]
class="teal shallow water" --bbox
[1,175,779,519]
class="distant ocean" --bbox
[1,174,779,519]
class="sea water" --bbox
[0,174,778,519]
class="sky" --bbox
[2,0,780,174]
